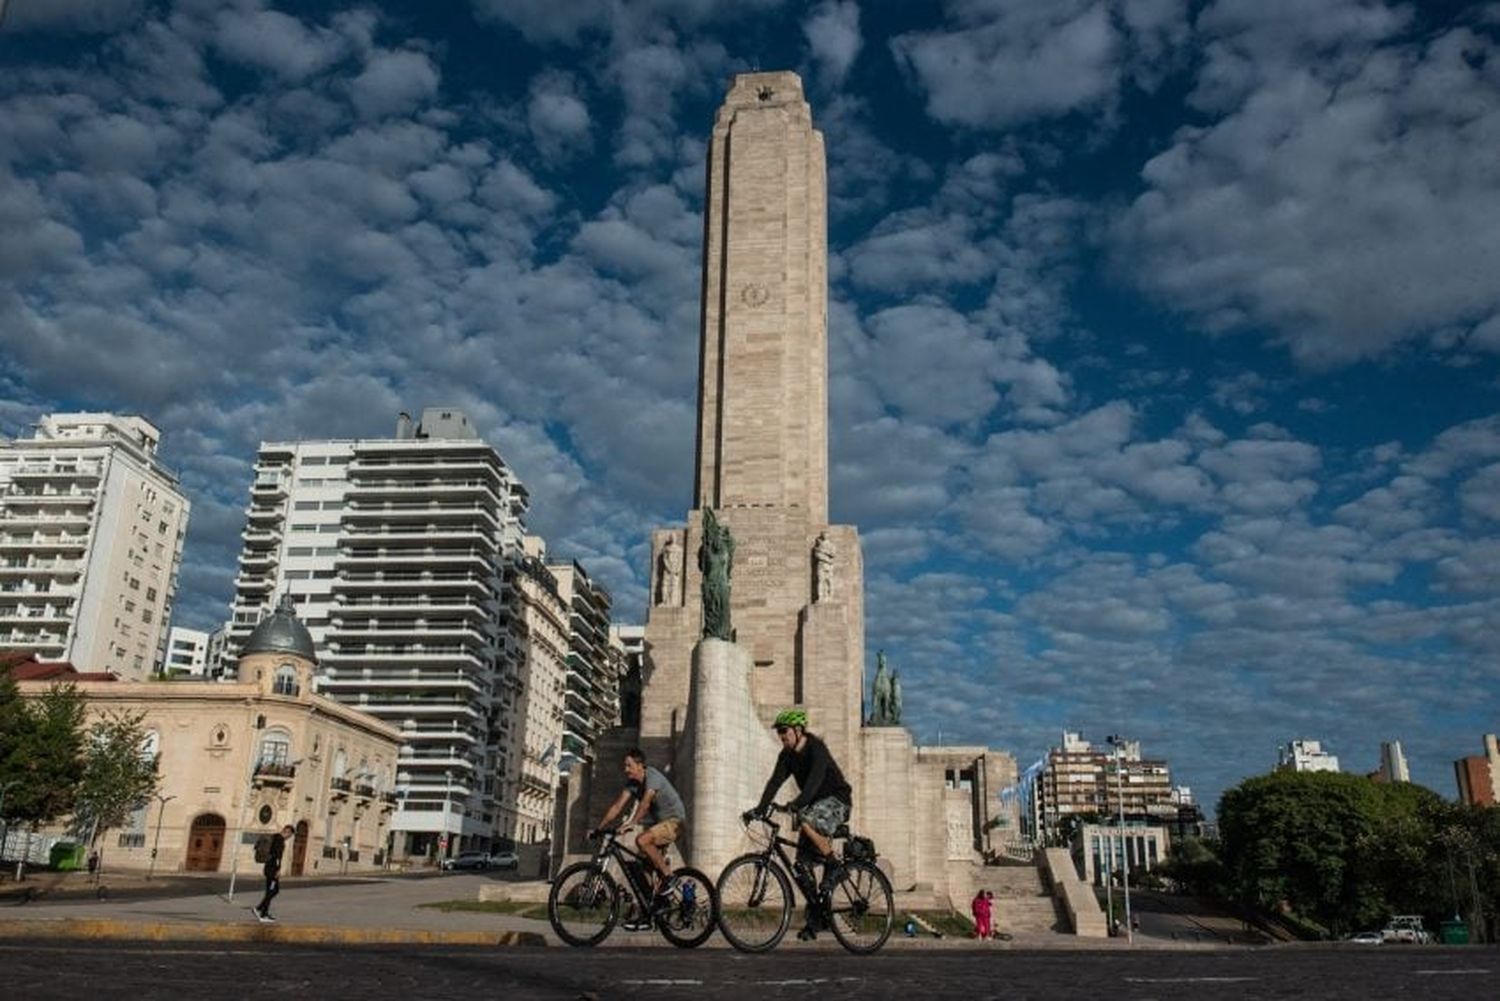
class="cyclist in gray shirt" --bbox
[593,747,686,896]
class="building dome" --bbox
[242,594,317,663]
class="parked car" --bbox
[441,851,492,872]
[488,850,520,871]
[1381,915,1430,944]
[1348,931,1384,945]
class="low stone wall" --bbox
[1041,848,1107,937]
[477,880,551,904]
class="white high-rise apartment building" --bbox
[550,561,620,772]
[164,625,210,675]
[501,535,569,845]
[1277,739,1341,773]
[0,413,189,678]
[1379,740,1410,783]
[226,408,528,859]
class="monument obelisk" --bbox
[560,72,1019,901]
[632,71,865,871]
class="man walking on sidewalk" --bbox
[252,824,293,923]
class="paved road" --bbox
[1,940,1493,1000]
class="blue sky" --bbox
[2,0,1498,809]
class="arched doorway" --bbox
[185,814,226,872]
[292,820,309,876]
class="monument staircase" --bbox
[960,860,1068,935]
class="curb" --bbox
[0,918,548,948]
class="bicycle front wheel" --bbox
[655,866,718,948]
[716,854,793,952]
[548,861,620,947]
[827,860,894,954]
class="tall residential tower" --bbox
[0,413,188,678]
[227,408,529,858]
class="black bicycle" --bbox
[547,827,718,948]
[716,804,894,954]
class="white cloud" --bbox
[213,7,347,81]
[2,0,144,33]
[803,1,862,85]
[347,49,440,119]
[527,71,593,163]
[891,0,1122,128]
[1115,12,1500,366]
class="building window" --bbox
[258,730,292,767]
[272,665,300,697]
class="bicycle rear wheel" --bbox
[716,854,793,952]
[826,860,894,954]
[655,866,718,948]
[548,861,620,947]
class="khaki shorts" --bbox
[641,818,682,845]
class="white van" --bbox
[1381,915,1429,944]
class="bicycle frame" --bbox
[744,807,835,912]
[589,828,668,916]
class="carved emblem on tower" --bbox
[740,283,770,307]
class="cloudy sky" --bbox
[3,0,1498,809]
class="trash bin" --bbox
[1440,919,1469,945]
[49,842,84,870]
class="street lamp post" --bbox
[1107,734,1133,944]
[1,778,25,881]
[147,793,177,880]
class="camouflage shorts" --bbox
[798,796,849,837]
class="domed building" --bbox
[10,594,403,875]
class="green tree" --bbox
[1217,770,1486,938]
[1159,835,1228,898]
[73,709,160,857]
[1,682,87,829]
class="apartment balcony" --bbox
[254,761,297,784]
[348,454,501,476]
[0,509,93,529]
[234,573,275,593]
[240,550,279,570]
[328,619,491,644]
[10,462,102,480]
[251,475,288,499]
[0,534,89,552]
[347,695,485,718]
[320,672,485,694]
[0,605,73,625]
[330,776,352,798]
[3,488,96,504]
[334,596,492,615]
[0,558,80,578]
[400,726,483,744]
[323,643,489,670]
[340,527,496,550]
[245,505,282,524]
[339,549,492,570]
[344,501,500,528]
[0,630,66,650]
[343,479,498,503]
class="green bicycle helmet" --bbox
[773,708,807,729]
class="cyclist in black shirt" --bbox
[744,707,853,938]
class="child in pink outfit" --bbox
[971,890,993,939]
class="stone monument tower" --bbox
[563,72,1016,894]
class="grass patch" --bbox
[904,910,975,937]
[419,899,550,920]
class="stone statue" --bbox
[890,670,903,725]
[656,534,681,606]
[812,531,835,602]
[869,650,893,726]
[698,507,735,641]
